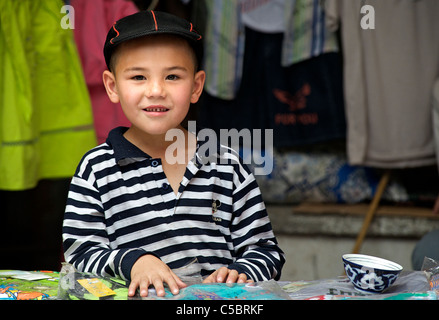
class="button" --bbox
[151,160,159,167]
[162,183,169,190]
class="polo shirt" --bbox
[63,127,285,281]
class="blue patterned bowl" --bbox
[342,254,403,294]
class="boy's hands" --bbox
[202,267,252,284]
[129,257,251,297]
[129,254,187,297]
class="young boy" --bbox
[62,10,285,298]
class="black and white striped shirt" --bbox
[63,127,284,281]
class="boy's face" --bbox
[103,35,205,137]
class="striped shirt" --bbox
[63,127,285,281]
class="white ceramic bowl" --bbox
[342,254,403,293]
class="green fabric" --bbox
[0,0,96,190]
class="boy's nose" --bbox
[146,80,165,98]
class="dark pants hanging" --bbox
[198,27,346,148]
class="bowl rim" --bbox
[342,253,403,271]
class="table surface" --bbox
[0,270,435,300]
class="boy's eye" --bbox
[132,75,146,81]
[166,74,179,81]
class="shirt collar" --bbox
[106,127,151,165]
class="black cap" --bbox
[103,10,202,71]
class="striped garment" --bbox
[63,127,285,281]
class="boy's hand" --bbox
[129,254,187,297]
[202,267,252,284]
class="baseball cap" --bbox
[103,10,202,71]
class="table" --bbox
[0,269,435,300]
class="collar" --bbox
[106,127,151,165]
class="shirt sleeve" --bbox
[227,164,286,281]
[62,174,147,280]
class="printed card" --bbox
[77,278,116,297]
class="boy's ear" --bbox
[102,70,120,103]
[191,70,206,104]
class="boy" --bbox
[62,10,285,298]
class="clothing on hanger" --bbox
[71,0,138,144]
[326,0,439,168]
[0,0,96,190]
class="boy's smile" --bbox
[103,34,205,139]
[143,105,169,114]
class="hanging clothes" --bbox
[0,0,97,190]
[197,0,344,147]
[200,0,339,100]
[71,0,138,144]
[241,0,286,33]
[326,0,439,168]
